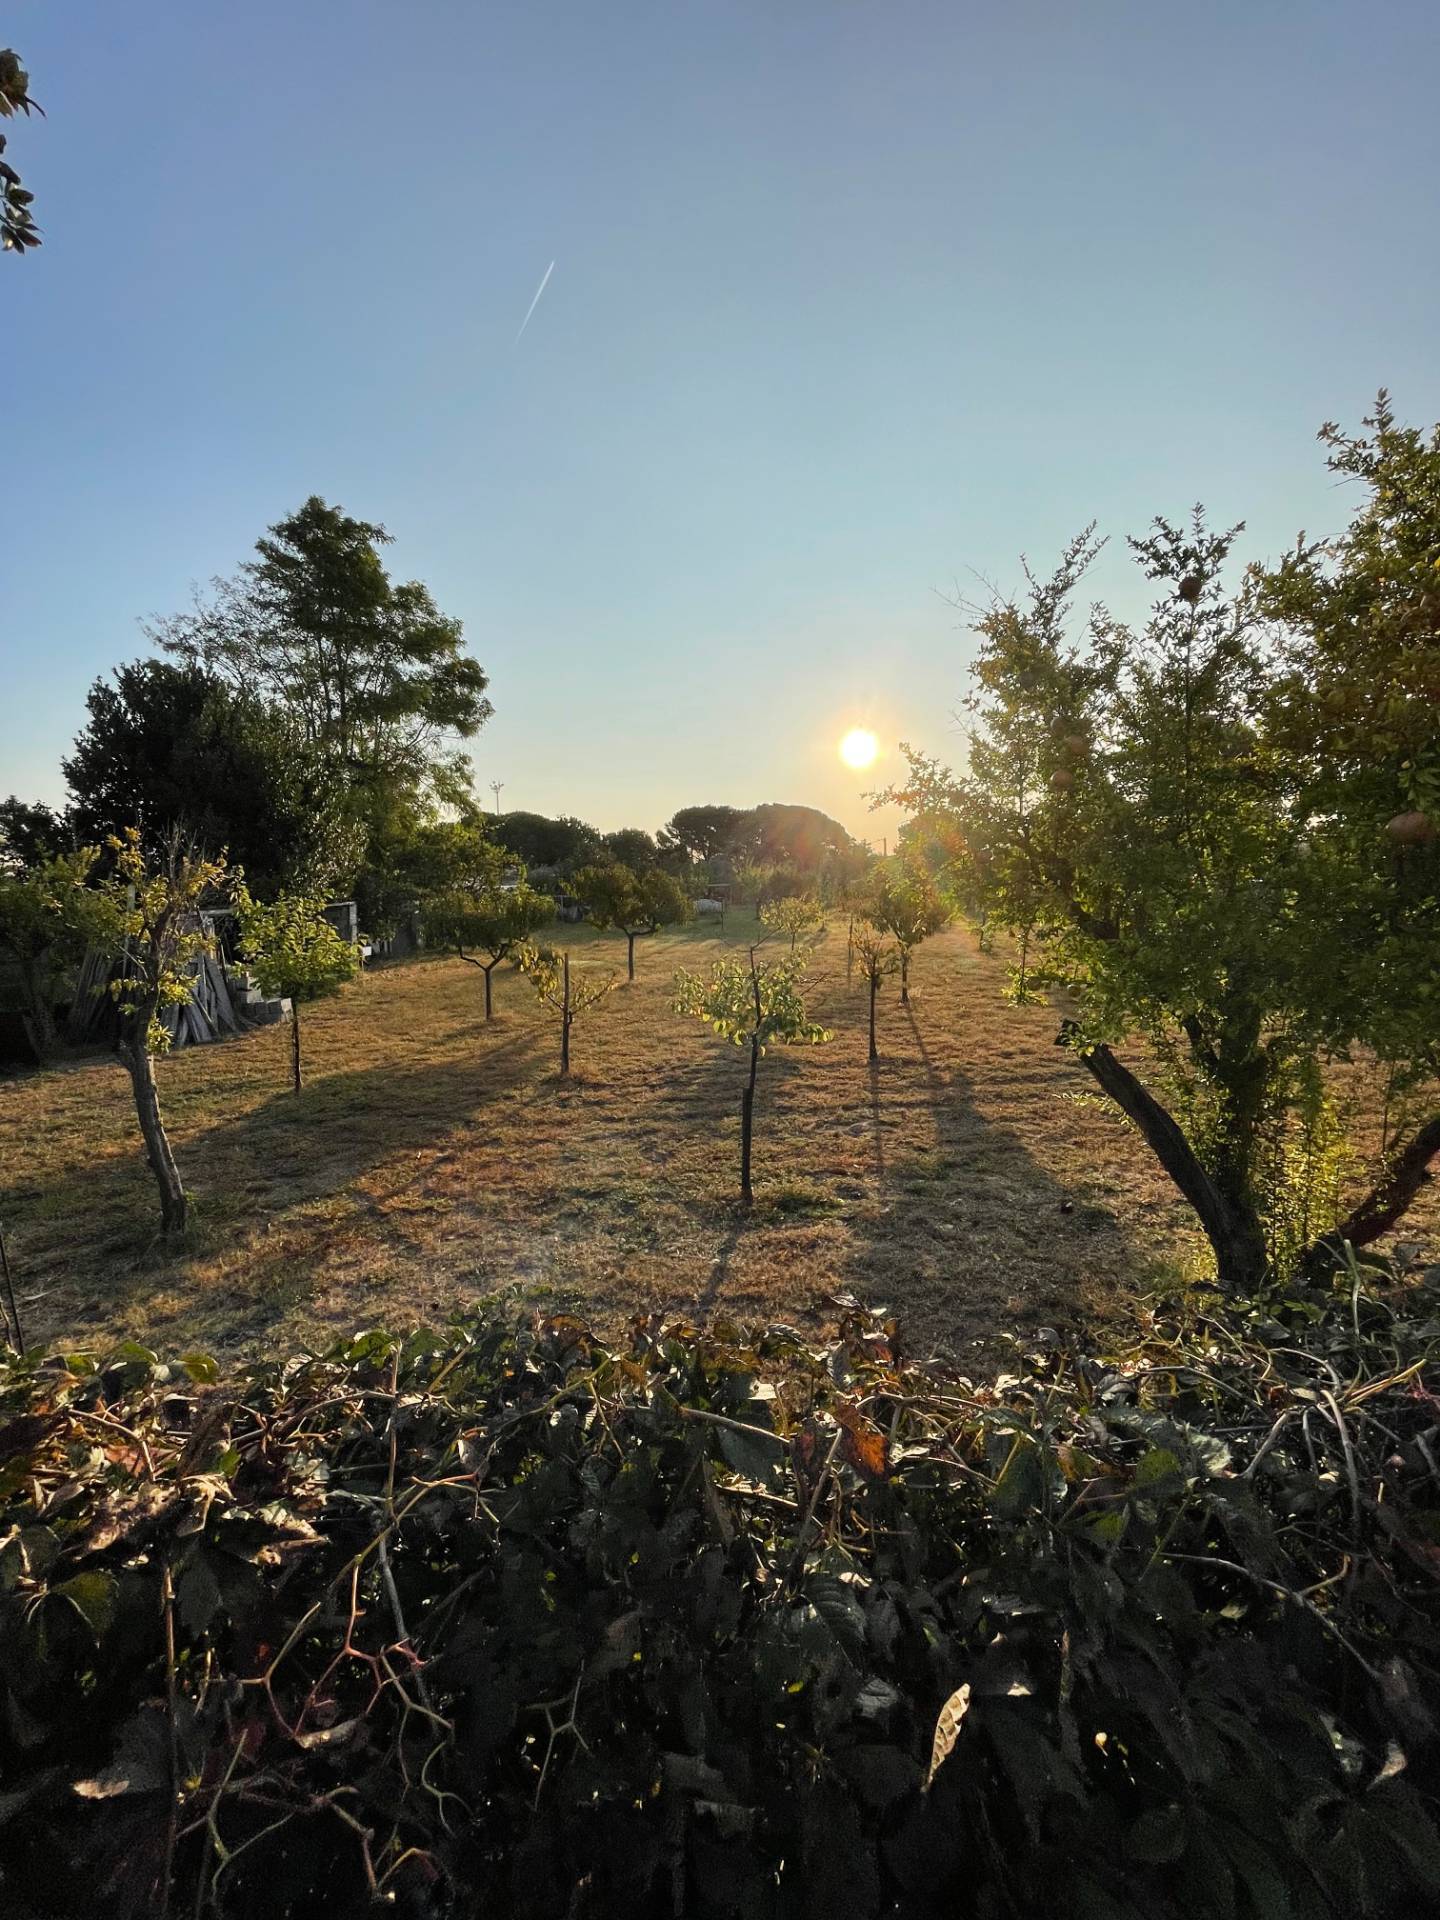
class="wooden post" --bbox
[868,969,878,1063]
[291,1002,303,1093]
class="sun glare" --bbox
[839,727,879,770]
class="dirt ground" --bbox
[2,913,1430,1366]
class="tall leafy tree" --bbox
[0,796,68,869]
[886,404,1440,1290]
[674,951,830,1207]
[601,827,659,871]
[493,812,602,878]
[0,49,41,255]
[151,497,491,848]
[573,863,691,980]
[235,890,360,1093]
[63,660,362,899]
[658,805,746,866]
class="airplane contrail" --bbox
[515,259,556,343]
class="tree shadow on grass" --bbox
[10,1028,547,1351]
[839,1001,1165,1362]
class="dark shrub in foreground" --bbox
[1,1277,1438,1917]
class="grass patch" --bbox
[1,911,1432,1362]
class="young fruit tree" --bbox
[674,951,830,1207]
[758,892,825,953]
[517,943,614,1076]
[413,829,554,1021]
[884,399,1440,1292]
[0,843,103,1062]
[572,862,691,981]
[862,866,950,1005]
[92,831,231,1235]
[850,922,899,1065]
[236,890,360,1092]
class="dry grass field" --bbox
[2,912,1432,1365]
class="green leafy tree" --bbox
[0,50,42,255]
[63,660,363,898]
[91,832,232,1234]
[151,498,491,885]
[0,846,104,1061]
[758,892,825,953]
[601,827,659,871]
[733,860,770,906]
[885,405,1440,1291]
[573,863,691,980]
[674,951,830,1206]
[422,837,554,1021]
[493,811,603,878]
[851,922,899,1065]
[863,866,950,1004]
[0,796,67,868]
[235,890,360,1093]
[658,805,746,867]
[517,943,614,1077]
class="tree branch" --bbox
[1303,1111,1440,1272]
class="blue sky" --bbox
[4,0,1438,843]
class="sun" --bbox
[839,727,879,770]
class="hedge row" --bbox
[2,1275,1438,1917]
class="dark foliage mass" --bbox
[1,1281,1438,1919]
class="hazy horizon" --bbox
[5,0,1439,842]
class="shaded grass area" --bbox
[5,911,1414,1363]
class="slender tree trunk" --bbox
[847,916,854,984]
[740,1036,758,1208]
[560,953,571,1075]
[626,931,636,982]
[900,950,910,1007]
[869,972,879,1063]
[122,1022,188,1235]
[483,962,496,1021]
[291,1002,303,1093]
[1059,1023,1266,1292]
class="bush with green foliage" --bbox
[1,1273,1437,1918]
[0,845,102,1062]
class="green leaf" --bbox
[177,1553,222,1637]
[53,1571,117,1640]
[717,1415,779,1485]
[179,1350,219,1383]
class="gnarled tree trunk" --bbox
[1060,1023,1267,1293]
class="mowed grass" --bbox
[3,912,1430,1364]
